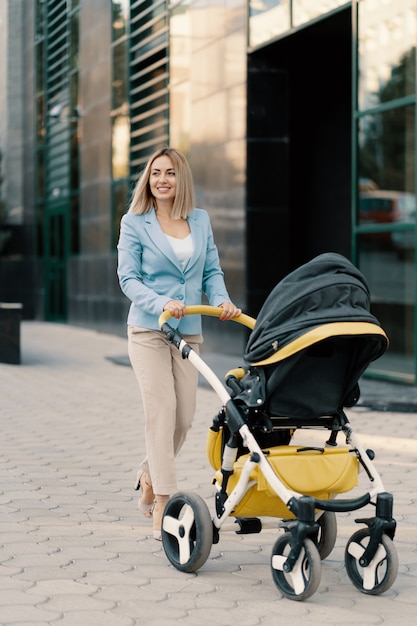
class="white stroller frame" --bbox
[158,306,398,601]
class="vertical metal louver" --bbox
[45,0,72,202]
[129,0,169,173]
[35,0,80,320]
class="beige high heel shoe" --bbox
[135,469,154,519]
[152,496,169,541]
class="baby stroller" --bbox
[158,253,398,601]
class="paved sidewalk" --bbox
[0,321,416,625]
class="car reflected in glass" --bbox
[359,190,415,254]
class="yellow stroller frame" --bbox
[158,306,398,601]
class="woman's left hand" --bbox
[218,302,242,321]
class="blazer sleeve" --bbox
[117,214,170,316]
[201,212,232,306]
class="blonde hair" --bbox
[128,147,195,219]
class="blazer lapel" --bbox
[186,211,203,272]
[144,209,182,270]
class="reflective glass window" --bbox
[113,41,128,110]
[112,181,129,249]
[112,0,129,40]
[36,94,46,145]
[170,1,191,153]
[357,105,415,380]
[37,151,45,200]
[358,235,415,380]
[111,2,129,188]
[70,11,79,70]
[70,194,80,254]
[36,41,45,94]
[249,0,290,48]
[358,107,415,210]
[293,0,348,27]
[35,0,46,39]
[112,115,130,179]
[358,0,416,111]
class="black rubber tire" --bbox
[270,533,322,601]
[345,528,398,595]
[316,511,337,560]
[161,491,213,573]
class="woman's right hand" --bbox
[163,300,186,319]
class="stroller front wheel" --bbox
[161,492,213,573]
[270,533,321,601]
[316,510,337,560]
[345,528,398,595]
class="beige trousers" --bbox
[128,326,203,495]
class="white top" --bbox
[165,233,194,271]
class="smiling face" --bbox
[149,155,177,206]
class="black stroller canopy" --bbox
[236,253,388,418]
[244,253,381,365]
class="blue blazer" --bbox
[117,208,231,333]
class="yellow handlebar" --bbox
[158,305,256,330]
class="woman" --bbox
[117,147,241,540]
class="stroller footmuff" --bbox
[158,253,398,601]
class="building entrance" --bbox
[246,7,352,316]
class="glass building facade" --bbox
[0,0,416,384]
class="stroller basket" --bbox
[157,254,398,602]
[207,440,359,518]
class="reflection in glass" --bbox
[113,41,127,111]
[111,2,129,247]
[357,106,415,229]
[35,0,46,39]
[70,195,80,255]
[358,0,416,111]
[36,202,44,256]
[249,0,290,48]
[170,1,192,154]
[70,12,79,70]
[358,105,414,195]
[112,181,129,249]
[358,234,415,380]
[36,95,46,144]
[36,41,44,94]
[357,102,415,380]
[112,115,130,180]
[129,1,169,171]
[112,0,129,41]
[37,151,45,200]
[293,0,347,28]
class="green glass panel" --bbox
[357,105,415,381]
[358,106,415,203]
[358,234,415,381]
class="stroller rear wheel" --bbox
[270,533,321,601]
[345,528,398,595]
[161,492,213,572]
[316,511,337,560]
